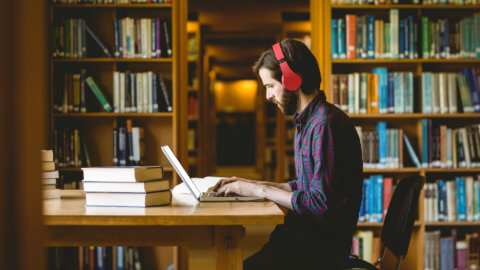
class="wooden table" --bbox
[43,190,284,270]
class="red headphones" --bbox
[272,42,303,91]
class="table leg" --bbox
[213,226,244,270]
[174,246,189,270]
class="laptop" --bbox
[161,145,264,202]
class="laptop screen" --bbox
[161,145,202,198]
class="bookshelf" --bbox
[312,1,480,269]
[48,1,187,269]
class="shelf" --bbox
[59,166,174,172]
[424,168,480,173]
[332,58,480,64]
[357,221,422,227]
[54,112,173,118]
[349,113,480,119]
[53,58,173,63]
[331,4,480,10]
[426,221,480,227]
[364,168,421,173]
[52,3,173,8]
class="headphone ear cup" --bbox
[280,62,303,91]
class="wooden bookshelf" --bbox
[312,2,480,269]
[48,2,187,269]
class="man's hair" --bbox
[252,38,322,95]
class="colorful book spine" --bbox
[85,76,112,112]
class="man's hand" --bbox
[214,177,264,197]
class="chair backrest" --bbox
[381,174,425,260]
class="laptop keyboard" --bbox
[204,192,217,197]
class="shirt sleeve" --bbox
[290,123,334,217]
[287,179,298,191]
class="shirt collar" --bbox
[293,90,326,127]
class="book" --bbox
[85,25,112,58]
[85,76,112,112]
[42,161,56,171]
[82,166,163,182]
[83,179,169,193]
[43,189,61,200]
[41,150,54,162]
[85,190,172,207]
[42,170,59,179]
[158,74,172,112]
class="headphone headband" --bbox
[272,42,302,91]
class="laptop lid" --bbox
[161,145,202,199]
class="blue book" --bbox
[421,119,429,168]
[437,180,447,221]
[96,246,105,270]
[408,16,415,59]
[331,19,339,59]
[114,19,120,58]
[444,18,450,58]
[403,133,421,168]
[462,68,480,112]
[374,175,383,222]
[399,18,405,59]
[366,15,375,59]
[85,25,112,58]
[394,73,405,114]
[376,122,387,168]
[372,68,388,114]
[368,177,375,222]
[440,237,454,270]
[364,178,371,222]
[359,180,367,222]
[456,177,467,221]
[422,73,433,113]
[338,18,346,59]
[118,19,123,58]
[387,72,395,113]
[116,246,124,270]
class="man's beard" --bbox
[278,89,298,116]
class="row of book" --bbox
[52,19,112,58]
[48,246,144,270]
[331,70,414,114]
[420,120,480,168]
[356,126,411,169]
[332,11,416,60]
[421,15,480,59]
[53,129,91,168]
[54,72,114,113]
[331,0,479,5]
[82,166,171,207]
[425,230,479,270]
[113,17,172,59]
[188,95,198,119]
[52,0,172,3]
[113,119,145,167]
[351,230,381,264]
[358,175,394,223]
[113,71,172,113]
[423,69,480,113]
[424,175,480,222]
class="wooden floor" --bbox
[189,165,274,269]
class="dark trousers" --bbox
[243,222,348,270]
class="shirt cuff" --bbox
[287,179,298,191]
[290,191,303,215]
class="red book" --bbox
[89,246,95,270]
[346,14,357,59]
[383,177,393,220]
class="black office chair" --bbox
[344,174,425,270]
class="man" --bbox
[214,39,364,269]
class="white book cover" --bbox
[422,73,433,114]
[405,72,414,113]
[113,71,120,113]
[432,73,440,114]
[354,73,360,114]
[446,181,457,222]
[390,9,399,59]
[141,19,148,58]
[136,73,143,113]
[132,127,140,164]
[466,176,475,221]
[447,73,458,113]
[148,71,153,113]
[359,73,367,114]
[347,73,355,114]
[142,72,148,113]
[461,128,472,167]
[446,128,453,168]
[146,18,152,59]
[439,73,448,114]
[119,72,125,113]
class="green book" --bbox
[73,74,80,112]
[421,16,429,59]
[64,19,71,58]
[85,76,112,112]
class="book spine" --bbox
[159,74,172,112]
[346,14,357,59]
[367,15,375,59]
[113,119,118,166]
[118,122,126,166]
[163,19,172,57]
[152,73,159,112]
[456,177,467,221]
[127,119,134,165]
[114,19,120,58]
[130,73,136,112]
[85,76,112,112]
[331,19,339,59]
[85,25,112,57]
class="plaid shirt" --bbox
[288,92,363,219]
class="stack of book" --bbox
[82,166,171,207]
[41,150,61,199]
